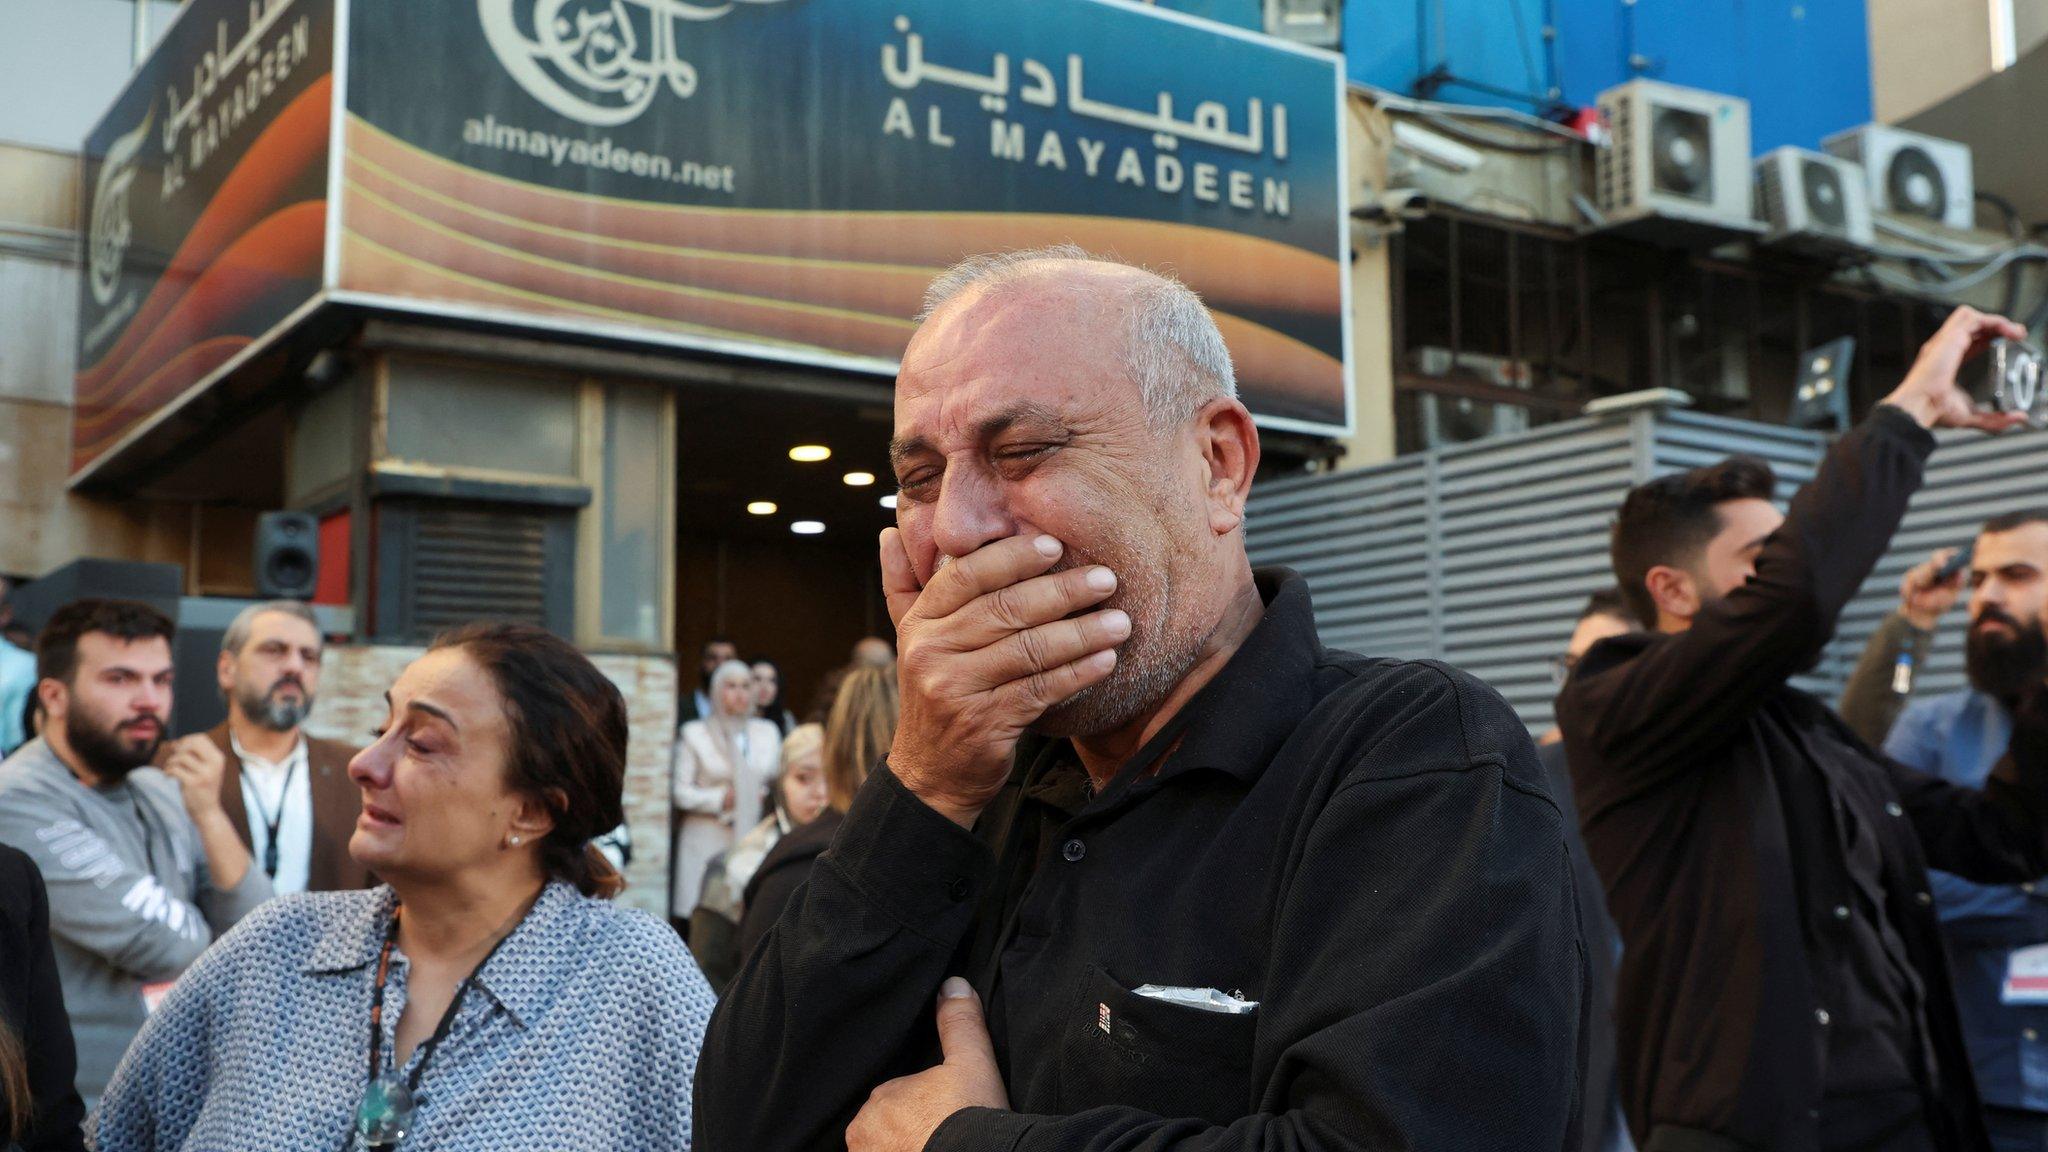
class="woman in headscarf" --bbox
[686,723,826,991]
[670,660,781,923]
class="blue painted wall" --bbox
[1340,0,1873,151]
[1149,0,1264,31]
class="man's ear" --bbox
[35,678,66,724]
[1196,397,1260,536]
[1644,565,1700,624]
[216,649,237,701]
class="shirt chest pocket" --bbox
[1057,964,1257,1127]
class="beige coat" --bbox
[670,717,781,919]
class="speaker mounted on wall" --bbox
[254,511,319,600]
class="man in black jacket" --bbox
[1558,306,2048,1152]
[698,246,1588,1151]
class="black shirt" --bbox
[0,845,86,1152]
[1537,742,1631,1152]
[737,807,841,959]
[1774,704,1944,1149]
[698,569,1590,1152]
[1558,407,2048,1152]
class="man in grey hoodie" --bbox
[0,599,271,1105]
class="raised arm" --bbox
[1839,549,1961,745]
[1565,308,2027,792]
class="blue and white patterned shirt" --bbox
[90,881,715,1151]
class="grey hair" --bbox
[916,245,1237,430]
[221,600,322,656]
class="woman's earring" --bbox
[508,835,522,847]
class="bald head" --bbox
[889,247,1262,742]
[915,246,1235,432]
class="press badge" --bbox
[2002,944,2048,1004]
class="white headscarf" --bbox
[703,659,756,767]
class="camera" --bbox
[1987,338,2044,416]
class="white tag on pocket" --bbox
[2002,943,2048,1004]
[1131,985,1259,1014]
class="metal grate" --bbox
[376,500,576,643]
[1251,404,2045,732]
[1248,403,1839,731]
[411,506,551,630]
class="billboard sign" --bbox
[335,0,1351,433]
[75,0,334,479]
[74,0,1348,483]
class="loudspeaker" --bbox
[254,512,318,600]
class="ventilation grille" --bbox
[412,505,549,631]
[1756,158,1789,229]
[1597,94,1632,212]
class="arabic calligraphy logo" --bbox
[89,111,152,308]
[478,0,789,127]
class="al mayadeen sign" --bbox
[75,0,1350,481]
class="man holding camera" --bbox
[1559,307,2048,1152]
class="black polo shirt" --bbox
[697,569,1590,1152]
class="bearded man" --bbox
[1883,511,2048,1150]
[168,600,365,895]
[698,247,1588,1152]
[0,599,271,1105]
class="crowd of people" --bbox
[0,248,2045,1151]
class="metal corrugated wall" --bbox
[1433,418,1640,730]
[1249,405,1843,730]
[1248,411,1643,730]
[1247,456,1435,660]
[1249,411,2044,731]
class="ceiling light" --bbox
[842,471,875,487]
[747,501,778,515]
[790,520,825,535]
[788,444,831,463]
[879,494,898,510]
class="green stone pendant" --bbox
[357,1071,416,1149]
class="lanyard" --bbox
[364,907,517,1099]
[243,754,300,880]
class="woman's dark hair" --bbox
[35,598,175,684]
[747,656,786,718]
[429,623,628,899]
[0,1019,28,1143]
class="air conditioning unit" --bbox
[1594,80,1763,246]
[1263,0,1340,47]
[1408,346,1533,448]
[1418,393,1530,447]
[1754,147,1873,254]
[1822,125,1974,230]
